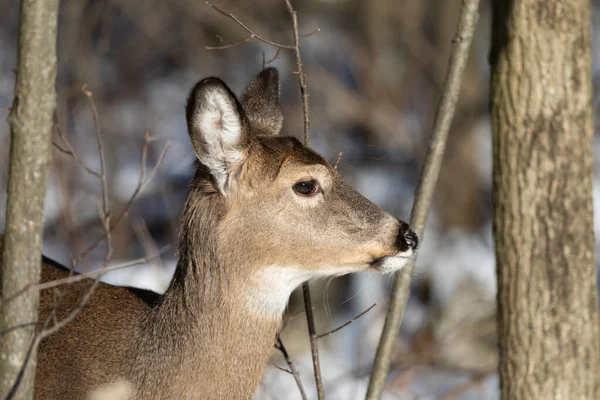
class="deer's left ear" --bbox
[186,77,248,192]
[241,68,283,136]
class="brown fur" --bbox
[0,68,417,399]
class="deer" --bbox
[0,68,418,400]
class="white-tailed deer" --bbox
[0,68,418,399]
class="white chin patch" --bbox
[376,249,415,274]
[245,265,364,317]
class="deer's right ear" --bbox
[241,68,283,136]
[186,78,247,192]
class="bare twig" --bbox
[0,246,168,307]
[285,0,310,145]
[37,83,115,339]
[4,82,114,398]
[5,258,111,399]
[54,120,101,179]
[2,328,38,400]
[317,303,376,339]
[300,283,325,399]
[5,130,170,307]
[280,307,311,332]
[82,84,110,221]
[206,35,254,50]
[203,0,314,147]
[281,0,323,397]
[365,1,481,399]
[53,125,170,266]
[39,205,112,341]
[133,218,164,270]
[275,336,309,400]
[3,90,169,398]
[51,140,73,155]
[270,362,293,375]
[0,2,60,393]
[264,47,282,67]
[332,152,343,170]
[0,323,37,338]
[72,131,171,264]
[205,1,324,396]
[205,1,294,50]
[300,28,320,38]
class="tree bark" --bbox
[0,0,60,398]
[490,1,600,399]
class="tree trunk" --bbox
[0,0,60,398]
[490,1,600,399]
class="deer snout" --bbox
[395,221,419,253]
[370,220,418,274]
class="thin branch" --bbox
[73,132,171,264]
[3,131,169,308]
[332,152,343,170]
[300,283,325,399]
[39,208,111,341]
[52,123,170,269]
[54,122,102,179]
[365,1,481,399]
[133,218,164,270]
[205,1,294,50]
[275,336,309,400]
[6,288,72,399]
[3,328,38,400]
[2,88,170,398]
[0,246,168,307]
[300,28,320,38]
[82,84,110,221]
[317,303,376,339]
[51,140,73,155]
[264,47,282,67]
[45,247,168,290]
[285,0,310,145]
[204,1,325,397]
[0,323,37,337]
[5,245,115,399]
[280,307,311,333]
[270,362,293,375]
[206,35,253,50]
[38,80,116,337]
[282,0,323,397]
[4,82,115,398]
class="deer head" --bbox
[179,68,418,316]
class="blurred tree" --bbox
[0,0,59,398]
[490,0,600,399]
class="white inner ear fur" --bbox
[194,88,243,192]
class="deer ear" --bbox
[241,68,283,136]
[186,77,247,192]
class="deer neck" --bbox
[132,191,284,399]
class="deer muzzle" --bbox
[370,220,418,273]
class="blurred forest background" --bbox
[1,0,600,399]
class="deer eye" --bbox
[293,180,320,197]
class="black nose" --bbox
[395,222,419,252]
[405,230,419,250]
